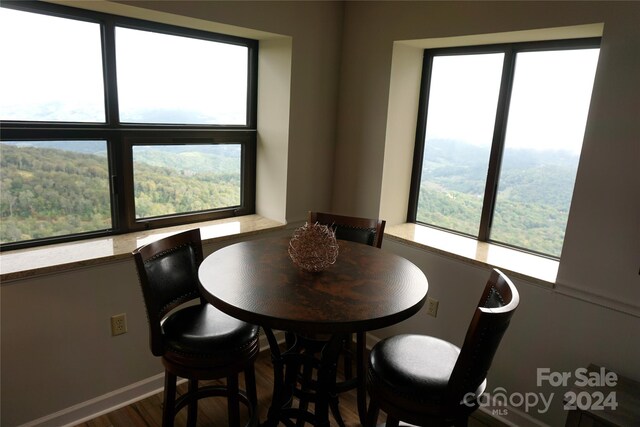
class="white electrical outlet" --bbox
[426,297,439,317]
[111,313,127,336]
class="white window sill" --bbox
[384,223,558,288]
[0,215,285,283]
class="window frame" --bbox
[407,37,601,258]
[0,1,258,251]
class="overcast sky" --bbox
[425,48,599,154]
[2,6,598,145]
[0,7,247,125]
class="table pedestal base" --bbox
[262,328,350,427]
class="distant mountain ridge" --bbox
[0,142,241,244]
[422,138,580,208]
[418,138,581,256]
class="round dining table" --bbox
[198,234,428,427]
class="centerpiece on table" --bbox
[288,222,339,273]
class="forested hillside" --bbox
[418,139,580,256]
[0,143,240,243]
[132,146,241,218]
[1,144,111,243]
[1,138,578,256]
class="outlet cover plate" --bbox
[111,313,127,336]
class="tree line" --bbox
[0,144,240,243]
[418,139,580,257]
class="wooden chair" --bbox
[365,269,519,427]
[132,229,260,427]
[308,210,386,379]
[296,211,386,425]
[309,211,385,249]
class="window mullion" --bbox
[101,18,129,234]
[407,52,434,223]
[478,48,516,241]
[246,43,259,129]
[102,18,120,126]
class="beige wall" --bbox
[2,1,639,426]
[334,1,640,425]
[1,1,343,425]
[334,0,640,309]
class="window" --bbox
[130,141,243,220]
[0,140,111,242]
[0,8,105,122]
[0,2,257,250]
[115,27,249,125]
[408,39,600,258]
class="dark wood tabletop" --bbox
[198,235,429,335]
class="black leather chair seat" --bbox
[368,336,487,426]
[163,304,259,358]
[365,269,518,427]
[369,334,461,403]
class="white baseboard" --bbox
[19,331,284,427]
[18,373,168,427]
[18,331,549,427]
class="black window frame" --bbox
[407,37,601,258]
[0,1,258,251]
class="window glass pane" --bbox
[133,144,241,219]
[0,141,111,243]
[116,27,248,125]
[417,53,504,235]
[0,8,105,122]
[491,49,599,257]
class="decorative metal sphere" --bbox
[288,222,339,273]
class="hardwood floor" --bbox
[74,349,496,427]
[74,350,363,427]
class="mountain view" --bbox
[0,142,241,244]
[132,144,241,219]
[1,138,578,256]
[417,139,580,257]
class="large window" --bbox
[131,142,243,219]
[408,39,600,258]
[0,2,257,250]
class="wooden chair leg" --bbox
[356,332,367,426]
[245,364,258,409]
[162,371,177,427]
[186,379,198,427]
[329,395,346,427]
[227,374,241,427]
[385,414,400,427]
[343,333,353,379]
[296,358,315,427]
[285,331,296,349]
[365,399,380,427]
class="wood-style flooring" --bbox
[74,350,363,427]
[74,350,495,427]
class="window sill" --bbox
[0,214,285,283]
[384,223,558,288]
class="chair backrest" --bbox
[132,229,204,356]
[308,211,386,248]
[447,269,519,405]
